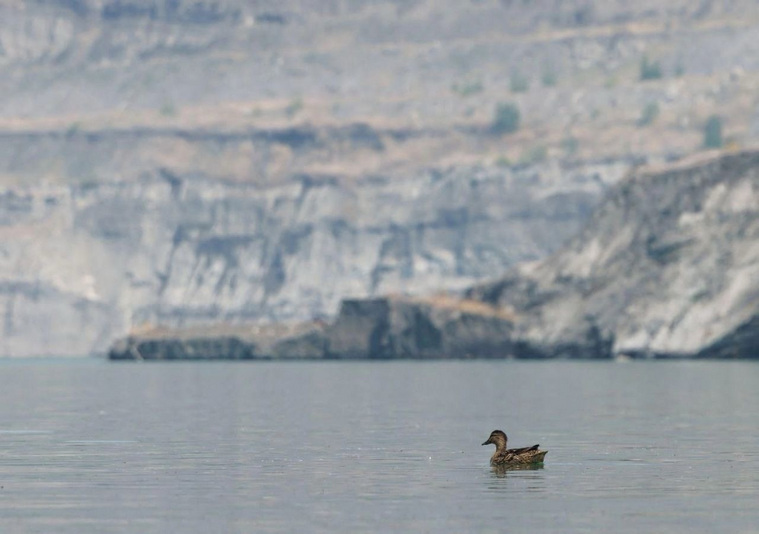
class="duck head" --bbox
[482,430,508,447]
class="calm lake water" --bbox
[1,359,758,533]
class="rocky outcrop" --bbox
[324,296,516,359]
[108,322,325,360]
[470,150,759,359]
[108,295,517,360]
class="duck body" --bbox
[482,430,547,466]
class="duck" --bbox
[482,430,547,466]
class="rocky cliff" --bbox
[0,125,620,356]
[470,149,759,358]
[110,149,759,360]
[5,0,759,356]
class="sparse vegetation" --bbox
[638,102,660,127]
[725,138,742,152]
[674,60,685,77]
[285,97,304,118]
[412,294,518,321]
[562,136,579,156]
[541,67,557,87]
[510,70,529,93]
[640,55,663,81]
[495,156,512,168]
[78,176,100,191]
[66,122,81,136]
[451,79,484,97]
[520,145,547,165]
[160,102,178,117]
[704,115,723,149]
[491,102,521,135]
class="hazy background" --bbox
[2,0,759,356]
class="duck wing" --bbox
[507,444,539,454]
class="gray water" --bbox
[1,360,758,533]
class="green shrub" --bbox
[510,70,529,93]
[637,102,660,127]
[562,136,579,156]
[285,97,303,118]
[704,115,723,149]
[640,55,663,81]
[520,145,547,165]
[66,122,81,136]
[491,103,521,135]
[160,102,177,117]
[452,80,484,97]
[495,156,512,168]
[674,60,685,77]
[541,67,557,87]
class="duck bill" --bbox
[481,439,491,446]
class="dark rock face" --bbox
[326,299,393,358]
[109,336,256,360]
[109,296,517,359]
[696,314,759,359]
[323,297,516,359]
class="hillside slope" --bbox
[471,150,759,358]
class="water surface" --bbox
[1,360,757,533]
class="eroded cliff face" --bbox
[0,125,624,356]
[6,0,759,357]
[470,150,759,358]
[108,149,759,360]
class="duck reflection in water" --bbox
[482,430,547,468]
[490,461,545,478]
